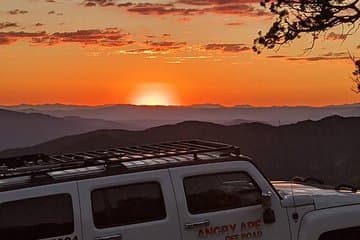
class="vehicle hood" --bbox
[272,181,360,209]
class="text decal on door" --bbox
[198,220,262,240]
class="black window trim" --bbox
[91,181,167,229]
[183,171,262,215]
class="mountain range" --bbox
[2,103,360,126]
[0,109,129,150]
[1,115,360,185]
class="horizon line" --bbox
[1,102,360,108]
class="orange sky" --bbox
[1,0,359,106]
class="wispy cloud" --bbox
[35,23,45,27]
[0,22,19,30]
[0,31,46,45]
[7,9,29,15]
[226,22,243,26]
[118,39,187,56]
[0,28,134,47]
[145,40,187,51]
[267,52,349,61]
[325,32,347,41]
[204,43,250,52]
[82,0,270,17]
[178,0,261,5]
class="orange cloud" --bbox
[325,32,347,40]
[83,0,270,17]
[145,40,187,51]
[7,9,29,15]
[0,28,134,47]
[205,43,250,52]
[226,22,243,26]
[0,22,19,30]
[0,31,46,45]
[267,52,349,61]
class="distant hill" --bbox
[0,109,130,150]
[2,115,360,185]
[2,103,360,126]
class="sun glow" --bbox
[132,83,178,106]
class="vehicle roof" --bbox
[0,140,251,191]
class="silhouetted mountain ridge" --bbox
[0,108,131,150]
[1,115,360,185]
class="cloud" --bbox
[178,0,260,5]
[325,32,347,40]
[47,10,63,15]
[226,22,243,26]
[0,22,19,30]
[205,43,250,52]
[204,4,269,16]
[36,28,134,47]
[0,31,47,45]
[121,3,200,16]
[321,52,347,57]
[267,55,287,59]
[267,52,349,61]
[145,33,171,39]
[118,39,187,55]
[82,0,270,17]
[35,23,45,27]
[178,17,191,22]
[287,56,348,61]
[144,40,187,51]
[83,0,118,7]
[7,9,29,15]
[0,28,134,47]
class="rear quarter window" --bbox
[0,194,74,240]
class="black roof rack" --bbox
[0,140,241,180]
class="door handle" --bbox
[184,220,210,230]
[95,234,122,240]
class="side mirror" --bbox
[261,192,272,208]
[261,192,276,224]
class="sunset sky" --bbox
[1,0,360,106]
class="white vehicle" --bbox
[1,140,360,240]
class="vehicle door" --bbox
[170,161,291,240]
[78,169,182,240]
[0,182,82,240]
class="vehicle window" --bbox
[319,226,360,240]
[0,194,74,240]
[92,182,166,228]
[184,172,262,214]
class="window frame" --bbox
[183,171,262,215]
[91,181,167,229]
[0,193,75,239]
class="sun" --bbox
[132,83,178,106]
[135,92,172,106]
